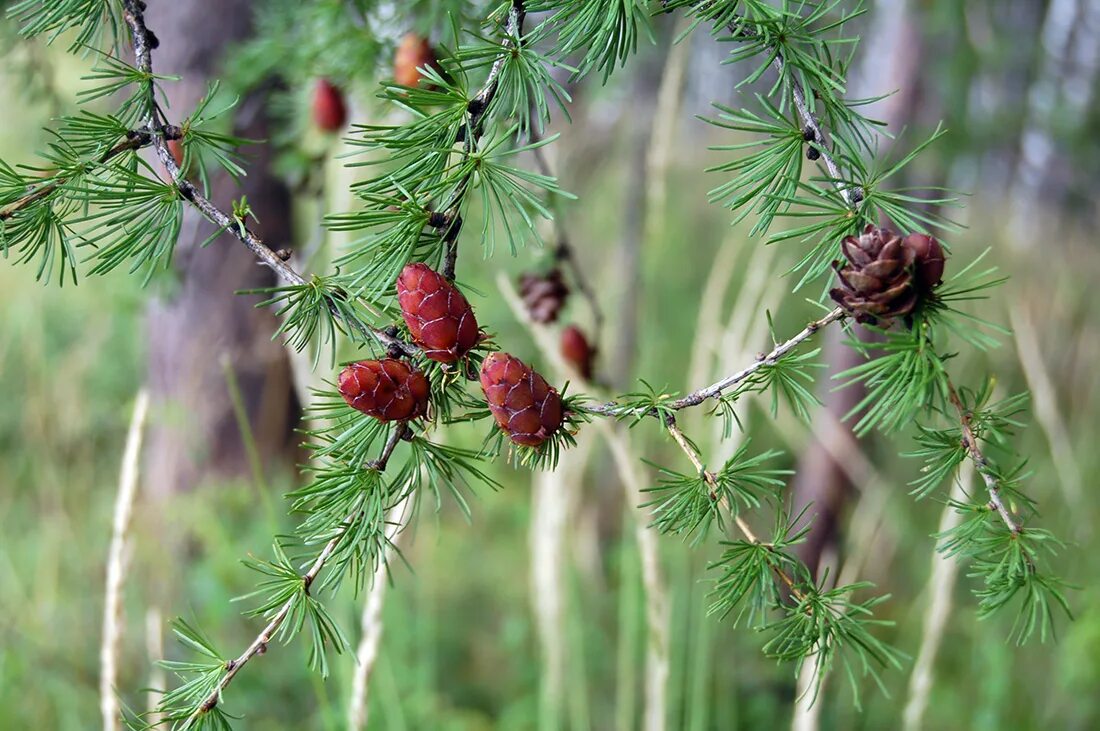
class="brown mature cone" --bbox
[829,224,920,325]
[397,262,480,362]
[394,33,437,88]
[312,79,348,132]
[480,352,564,447]
[903,232,946,289]
[338,359,430,422]
[519,268,569,324]
[560,325,595,380]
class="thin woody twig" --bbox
[347,492,414,730]
[0,131,156,221]
[945,380,1024,535]
[586,307,846,418]
[661,413,802,597]
[706,9,861,209]
[440,0,526,280]
[120,0,414,358]
[100,389,150,731]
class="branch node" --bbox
[466,97,486,117]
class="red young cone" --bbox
[396,262,480,363]
[394,33,437,88]
[560,325,594,380]
[480,352,564,447]
[312,79,348,132]
[338,359,430,422]
[167,138,185,169]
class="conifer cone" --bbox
[560,325,595,380]
[338,359,430,422]
[394,33,437,88]
[396,263,480,363]
[829,224,920,325]
[519,268,569,324]
[903,232,946,290]
[480,353,564,447]
[312,79,348,132]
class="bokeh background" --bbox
[2,0,1099,729]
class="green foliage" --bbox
[837,320,947,435]
[642,442,787,541]
[532,0,651,82]
[77,48,167,125]
[153,619,233,730]
[8,0,123,51]
[704,97,805,235]
[0,0,1075,724]
[708,509,809,627]
[453,25,573,134]
[240,543,351,675]
[762,580,903,709]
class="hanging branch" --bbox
[119,0,415,357]
[671,1,1040,543]
[661,412,803,596]
[439,0,527,279]
[946,382,1023,534]
[586,307,845,417]
[0,130,157,221]
[185,423,409,722]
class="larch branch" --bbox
[120,0,415,358]
[185,423,409,723]
[440,0,526,279]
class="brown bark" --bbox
[143,0,299,497]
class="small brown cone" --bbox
[338,359,430,422]
[480,352,564,447]
[519,268,569,324]
[560,325,595,380]
[312,79,348,132]
[903,232,946,290]
[829,225,918,325]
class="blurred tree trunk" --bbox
[143,0,299,497]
